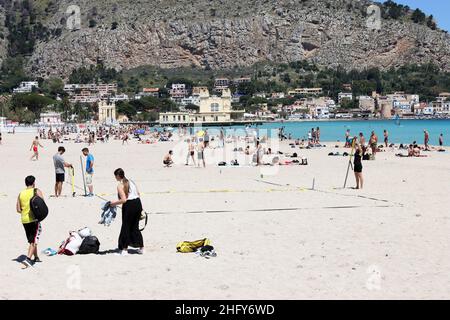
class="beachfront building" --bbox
[98,100,116,124]
[288,87,323,96]
[358,96,376,112]
[13,81,39,93]
[40,112,63,125]
[338,92,353,103]
[159,88,244,125]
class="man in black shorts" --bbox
[53,147,73,197]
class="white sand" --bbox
[0,132,449,299]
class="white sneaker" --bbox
[114,250,128,256]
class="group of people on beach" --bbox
[17,134,146,267]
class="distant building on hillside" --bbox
[358,96,375,112]
[214,78,230,92]
[64,83,117,103]
[13,81,39,93]
[288,87,323,96]
[233,77,252,85]
[338,92,353,103]
[169,83,188,103]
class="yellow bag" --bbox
[176,238,211,253]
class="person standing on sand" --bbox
[109,168,144,256]
[30,136,44,161]
[424,130,429,150]
[16,175,44,268]
[439,133,444,149]
[82,148,94,197]
[0,132,2,145]
[185,139,196,166]
[203,129,210,148]
[197,142,205,168]
[353,141,363,190]
[316,127,321,144]
[384,130,389,148]
[53,147,73,197]
[369,131,378,158]
[359,132,366,154]
[345,129,351,147]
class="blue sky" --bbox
[380,0,450,31]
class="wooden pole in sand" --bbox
[80,155,87,196]
[343,138,356,189]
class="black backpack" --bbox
[78,236,100,254]
[30,189,48,222]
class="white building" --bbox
[110,94,129,102]
[338,92,353,103]
[98,101,116,124]
[40,112,63,125]
[13,81,39,93]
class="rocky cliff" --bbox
[3,0,450,78]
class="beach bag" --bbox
[78,236,100,255]
[58,232,83,256]
[363,154,370,161]
[30,189,49,222]
[176,238,211,253]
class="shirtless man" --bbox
[30,136,44,161]
[163,150,174,167]
[185,139,196,166]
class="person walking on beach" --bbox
[16,175,44,268]
[384,130,389,148]
[53,147,73,197]
[439,133,444,149]
[30,136,44,161]
[185,139,196,166]
[353,141,363,190]
[424,130,430,150]
[82,148,94,197]
[316,127,321,144]
[109,168,144,256]
[369,131,378,158]
[197,141,205,168]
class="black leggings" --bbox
[118,198,144,250]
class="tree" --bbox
[411,9,426,24]
[41,77,65,98]
[11,93,55,116]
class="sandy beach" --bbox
[0,132,449,300]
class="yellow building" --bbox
[98,100,116,124]
[159,89,244,125]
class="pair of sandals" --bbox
[195,245,217,259]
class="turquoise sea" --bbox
[197,120,450,146]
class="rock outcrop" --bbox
[3,0,449,78]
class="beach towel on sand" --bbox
[176,238,211,253]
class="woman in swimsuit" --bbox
[383,130,389,148]
[353,141,363,190]
[30,136,43,161]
